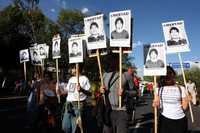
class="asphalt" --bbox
[0,91,200,133]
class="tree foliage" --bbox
[0,2,134,84]
[0,2,58,73]
[176,67,200,88]
[57,9,85,39]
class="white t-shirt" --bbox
[158,86,186,119]
[65,75,91,102]
[186,83,196,93]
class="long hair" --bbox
[104,52,119,73]
[159,66,176,87]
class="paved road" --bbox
[129,95,200,133]
[0,96,28,132]
[0,94,200,133]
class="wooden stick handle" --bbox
[76,63,80,109]
[96,49,103,86]
[96,49,106,104]
[56,59,60,103]
[154,76,158,133]
[178,53,194,123]
[41,60,44,79]
[24,62,27,81]
[119,47,122,108]
[76,63,83,133]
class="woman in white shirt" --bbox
[153,66,189,133]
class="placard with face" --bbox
[84,14,107,50]
[38,43,48,59]
[19,49,29,63]
[68,36,83,63]
[110,10,131,47]
[143,42,166,76]
[162,20,190,53]
[29,46,42,66]
[52,35,61,59]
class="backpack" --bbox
[123,73,137,114]
[96,72,117,127]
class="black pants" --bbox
[103,110,128,133]
[159,114,188,133]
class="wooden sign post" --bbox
[76,63,83,133]
[178,53,194,123]
[96,49,104,86]
[119,47,122,108]
[56,59,60,103]
[96,49,108,103]
[23,62,27,81]
[154,76,158,133]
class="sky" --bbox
[1,0,200,76]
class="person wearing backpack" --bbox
[98,52,137,133]
[153,66,189,133]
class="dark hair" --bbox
[169,27,179,33]
[54,41,58,46]
[160,66,176,86]
[40,46,44,50]
[43,71,53,81]
[104,52,119,72]
[22,51,27,55]
[69,63,84,74]
[149,48,158,56]
[90,22,98,29]
[33,51,37,55]
[115,17,124,26]
[72,42,78,47]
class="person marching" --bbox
[61,64,91,133]
[153,66,189,133]
[98,52,137,133]
[187,80,197,105]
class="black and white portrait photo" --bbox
[143,42,166,76]
[111,17,129,39]
[167,27,187,46]
[68,37,83,63]
[38,44,48,59]
[145,48,164,68]
[110,10,131,47]
[84,14,107,50]
[69,42,82,57]
[19,49,29,63]
[52,36,61,59]
[29,47,42,66]
[162,20,190,53]
[88,22,104,42]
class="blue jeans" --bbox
[62,102,83,133]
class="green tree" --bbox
[56,9,86,79]
[176,67,200,88]
[0,2,58,78]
